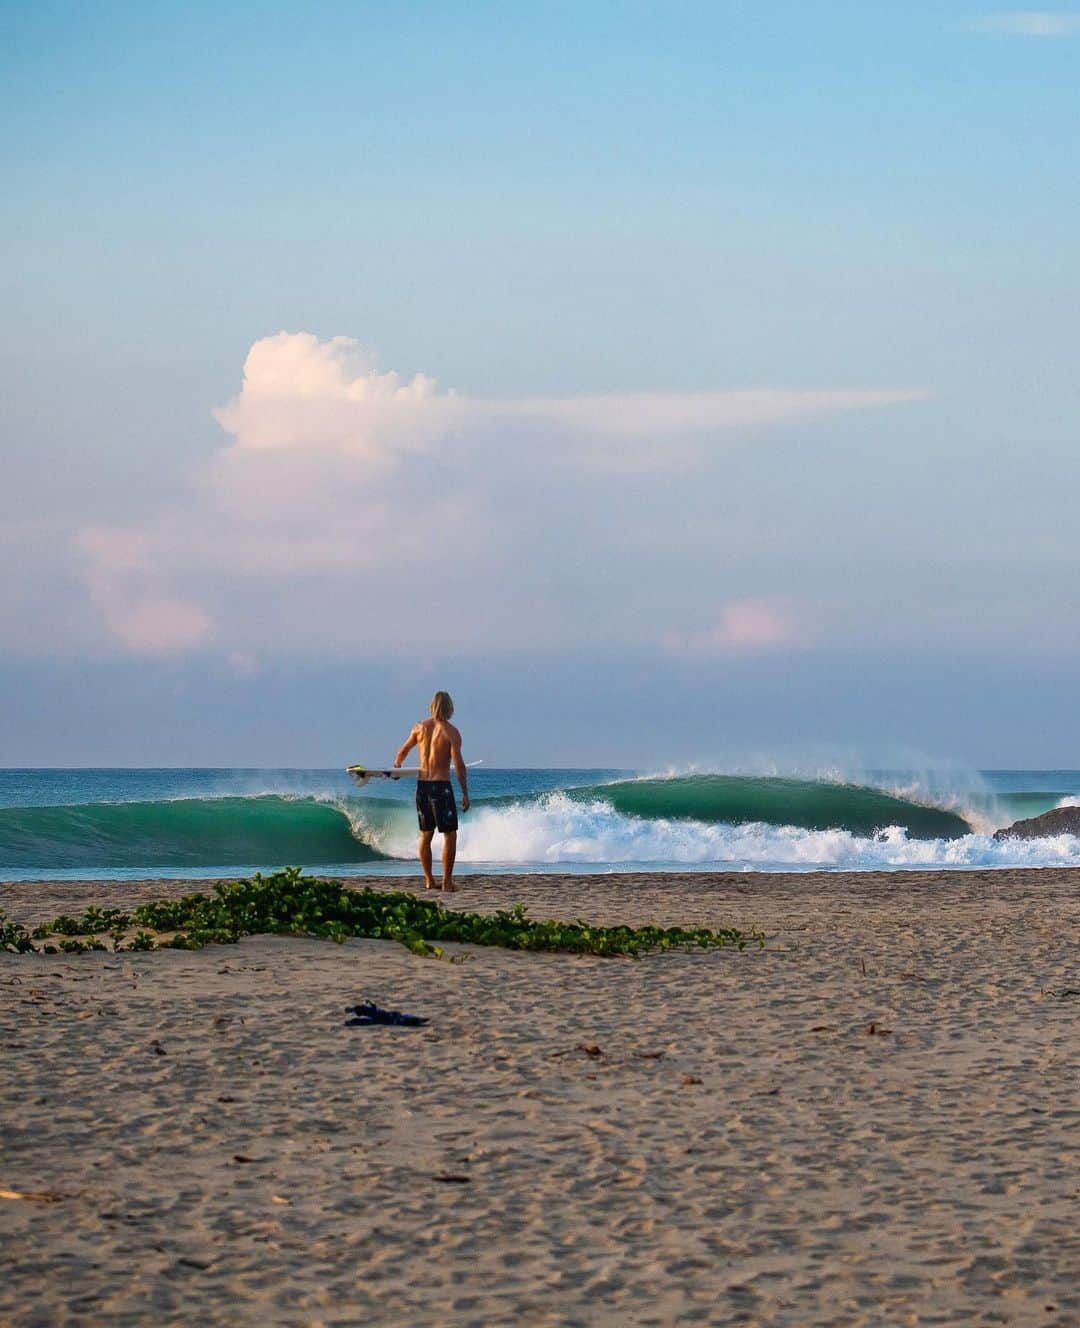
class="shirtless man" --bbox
[394,691,470,891]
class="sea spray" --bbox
[449,793,1080,870]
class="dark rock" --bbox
[993,806,1080,841]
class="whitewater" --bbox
[2,767,1080,879]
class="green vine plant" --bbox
[2,868,760,959]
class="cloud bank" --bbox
[74,331,925,660]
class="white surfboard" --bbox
[346,760,483,787]
[346,765,420,787]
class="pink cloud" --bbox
[664,597,804,657]
[227,651,262,679]
[78,526,152,575]
[96,594,215,655]
[76,527,215,655]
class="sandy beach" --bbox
[2,869,1078,1326]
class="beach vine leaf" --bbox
[6,868,761,959]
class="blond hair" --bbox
[430,691,454,721]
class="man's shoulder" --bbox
[415,718,435,734]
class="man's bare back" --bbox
[413,718,459,782]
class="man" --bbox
[394,691,470,892]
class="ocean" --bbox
[1,767,1079,880]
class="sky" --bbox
[2,2,1079,766]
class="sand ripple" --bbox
[2,870,1078,1325]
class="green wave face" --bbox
[0,796,388,869]
[569,776,973,839]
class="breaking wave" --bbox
[448,792,1080,869]
[564,775,972,838]
[2,774,1077,872]
[0,796,389,870]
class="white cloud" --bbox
[512,388,921,439]
[664,598,804,657]
[505,388,924,471]
[967,11,1080,35]
[212,331,460,461]
[75,332,925,658]
[212,332,925,474]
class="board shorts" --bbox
[416,780,459,834]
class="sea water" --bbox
[2,767,1080,880]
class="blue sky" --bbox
[2,3,1079,765]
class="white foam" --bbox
[364,791,1080,871]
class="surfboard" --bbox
[346,765,420,787]
[346,760,483,787]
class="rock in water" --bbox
[993,806,1080,840]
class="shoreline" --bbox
[4,865,1080,933]
[3,869,1078,1324]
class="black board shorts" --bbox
[416,780,459,834]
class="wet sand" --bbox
[2,869,1078,1326]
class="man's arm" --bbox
[450,727,470,812]
[394,726,419,769]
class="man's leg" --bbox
[441,830,457,892]
[418,830,436,890]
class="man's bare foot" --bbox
[441,881,458,893]
[423,879,437,890]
